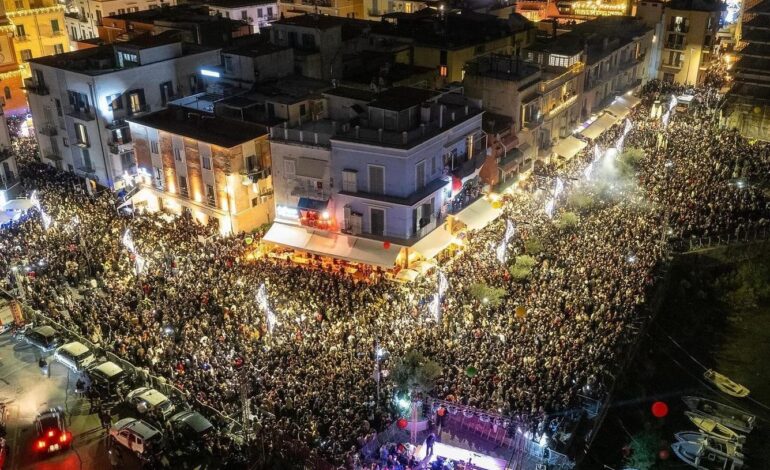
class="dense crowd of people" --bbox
[2,82,770,468]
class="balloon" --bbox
[651,401,669,418]
[515,306,526,318]
[383,241,391,249]
[397,418,408,429]
[437,406,446,417]
[465,366,477,377]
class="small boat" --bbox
[704,370,750,398]
[686,412,746,443]
[672,441,744,470]
[683,396,755,433]
[675,432,744,459]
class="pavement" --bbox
[0,331,141,470]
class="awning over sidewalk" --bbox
[580,113,620,140]
[620,95,641,108]
[552,136,587,160]
[606,101,631,119]
[454,198,503,231]
[410,226,454,259]
[262,223,403,268]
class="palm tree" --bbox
[391,349,442,442]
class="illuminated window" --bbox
[439,66,448,77]
[75,123,89,147]
[127,89,145,114]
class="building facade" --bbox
[65,0,177,43]
[128,106,274,234]
[206,0,278,33]
[0,6,26,115]
[26,37,219,188]
[278,0,363,19]
[659,0,722,85]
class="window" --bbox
[267,6,273,17]
[15,25,25,38]
[159,81,173,105]
[439,66,447,78]
[368,165,384,194]
[51,19,60,33]
[3,87,9,100]
[150,140,158,154]
[55,99,62,117]
[120,151,135,172]
[127,89,145,114]
[53,44,64,55]
[82,148,92,169]
[342,169,357,192]
[179,175,188,196]
[257,8,263,17]
[206,184,215,206]
[301,33,315,49]
[415,160,425,190]
[299,104,307,116]
[14,0,23,9]
[63,137,69,147]
[201,155,211,170]
[20,49,32,62]
[223,55,233,73]
[75,123,89,146]
[284,159,296,177]
[370,208,385,236]
[107,94,123,111]
[174,147,182,161]
[96,10,102,23]
[241,10,248,19]
[119,51,138,66]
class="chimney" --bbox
[451,111,456,122]
[355,125,360,138]
[402,131,407,144]
[378,128,383,142]
[465,105,469,115]
[420,103,431,123]
[439,105,445,128]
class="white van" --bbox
[53,342,96,373]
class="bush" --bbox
[391,349,443,395]
[468,282,507,307]
[566,189,598,212]
[524,237,544,255]
[556,212,579,231]
[617,147,646,179]
[509,255,536,280]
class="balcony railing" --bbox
[106,118,129,130]
[668,23,689,33]
[24,78,49,95]
[77,165,96,175]
[662,61,684,69]
[37,123,57,136]
[108,140,133,155]
[664,41,686,50]
[14,35,29,42]
[0,176,19,191]
[544,94,578,120]
[66,107,95,121]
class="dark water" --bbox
[586,244,770,469]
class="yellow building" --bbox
[659,0,721,85]
[279,0,364,20]
[5,0,69,83]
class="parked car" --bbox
[87,361,127,399]
[126,387,175,419]
[33,408,71,455]
[109,418,163,458]
[169,410,213,452]
[23,326,62,353]
[53,341,96,373]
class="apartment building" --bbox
[65,0,176,42]
[279,0,363,19]
[0,108,18,201]
[725,0,770,138]
[128,105,274,234]
[205,0,278,33]
[659,0,722,85]
[26,36,220,188]
[0,8,26,115]
[5,0,69,108]
[264,84,485,267]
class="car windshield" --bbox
[73,349,91,360]
[39,416,60,431]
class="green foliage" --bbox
[468,282,507,307]
[556,212,579,231]
[524,236,544,255]
[625,431,659,470]
[566,189,599,212]
[391,349,443,395]
[617,147,646,179]
[509,255,536,281]
[717,256,770,308]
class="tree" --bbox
[509,255,536,281]
[391,349,442,395]
[524,236,544,255]
[625,430,660,470]
[617,147,646,179]
[556,212,579,231]
[566,189,598,212]
[468,282,507,307]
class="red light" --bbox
[651,401,669,418]
[37,440,47,450]
[47,430,54,437]
[59,432,70,443]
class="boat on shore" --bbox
[686,412,746,443]
[672,441,744,470]
[682,396,755,433]
[703,370,750,398]
[674,431,744,459]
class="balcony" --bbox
[14,35,30,42]
[77,165,96,175]
[664,41,686,50]
[66,107,95,121]
[668,23,689,34]
[24,78,49,95]
[106,118,129,130]
[37,123,57,136]
[109,139,133,155]
[544,94,578,120]
[662,61,684,69]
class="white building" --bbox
[26,36,220,188]
[205,0,278,33]
[66,0,177,42]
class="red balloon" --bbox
[651,401,669,418]
[383,241,391,249]
[397,418,408,429]
[437,407,446,417]
[658,449,670,460]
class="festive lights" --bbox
[257,283,278,334]
[495,220,516,264]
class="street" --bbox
[0,331,140,470]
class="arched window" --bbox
[3,87,10,100]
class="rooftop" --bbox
[323,86,378,102]
[465,54,541,83]
[482,112,514,134]
[274,13,368,30]
[368,86,440,111]
[667,0,725,11]
[205,0,275,7]
[128,106,268,148]
[105,4,246,26]
[223,42,290,58]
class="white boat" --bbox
[682,396,755,433]
[704,370,750,398]
[671,441,744,470]
[675,432,744,459]
[686,413,746,443]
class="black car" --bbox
[23,326,62,353]
[33,408,71,455]
[86,361,127,399]
[169,411,213,452]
